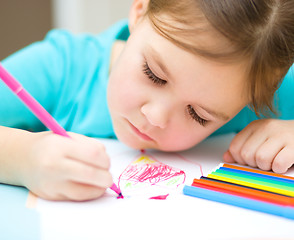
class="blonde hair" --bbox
[146,0,294,116]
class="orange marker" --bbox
[193,177,294,207]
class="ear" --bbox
[129,0,149,33]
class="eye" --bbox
[143,62,167,86]
[187,105,208,126]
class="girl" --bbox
[0,0,293,201]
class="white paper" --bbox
[35,134,294,240]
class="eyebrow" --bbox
[199,104,230,121]
[146,45,171,79]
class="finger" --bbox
[63,158,113,189]
[223,150,235,163]
[229,131,254,165]
[59,182,107,201]
[64,137,110,170]
[238,133,268,168]
[272,147,294,174]
[254,139,284,171]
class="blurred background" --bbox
[0,0,132,60]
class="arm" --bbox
[0,30,114,200]
[0,126,113,201]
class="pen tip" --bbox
[117,192,124,199]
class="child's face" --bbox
[107,17,249,151]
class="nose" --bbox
[141,102,170,129]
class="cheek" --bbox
[108,64,145,114]
[157,123,220,151]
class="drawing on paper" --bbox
[118,154,186,198]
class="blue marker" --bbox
[183,185,294,220]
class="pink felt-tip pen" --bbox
[110,183,123,198]
[0,63,122,198]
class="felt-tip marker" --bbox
[183,185,294,220]
[0,63,123,198]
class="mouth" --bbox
[129,122,153,141]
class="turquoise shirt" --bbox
[0,20,293,138]
[0,20,129,138]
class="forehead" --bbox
[147,9,243,63]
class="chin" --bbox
[155,142,195,152]
[116,132,150,150]
[116,132,190,152]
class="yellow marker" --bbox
[207,174,294,197]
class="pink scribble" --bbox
[149,194,169,200]
[120,161,185,186]
[117,151,203,199]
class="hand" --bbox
[223,119,294,173]
[21,132,112,201]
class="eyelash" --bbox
[142,62,167,86]
[142,62,207,126]
[187,105,208,126]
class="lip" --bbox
[129,122,153,141]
